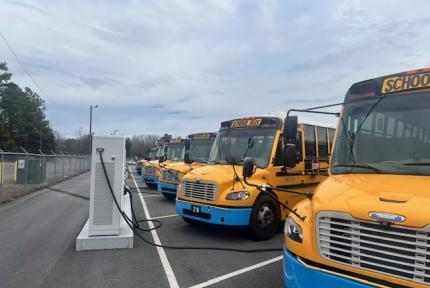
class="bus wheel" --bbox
[162,192,176,200]
[250,194,280,240]
[145,183,157,189]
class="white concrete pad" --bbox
[76,193,133,251]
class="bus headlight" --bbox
[226,191,250,200]
[285,217,303,243]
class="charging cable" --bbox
[98,150,283,253]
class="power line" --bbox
[0,31,80,115]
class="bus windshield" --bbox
[157,147,164,158]
[189,140,214,163]
[166,144,184,161]
[149,150,158,159]
[209,128,276,168]
[332,91,430,176]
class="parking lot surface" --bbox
[0,171,284,288]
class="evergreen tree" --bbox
[0,62,55,152]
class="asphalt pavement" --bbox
[0,171,285,288]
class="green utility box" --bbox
[16,159,46,184]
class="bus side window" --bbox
[304,125,316,160]
[317,127,329,160]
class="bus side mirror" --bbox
[243,158,256,178]
[159,155,165,163]
[284,116,298,145]
[184,139,192,164]
[184,139,191,150]
[283,116,298,168]
[184,152,191,164]
[283,145,297,168]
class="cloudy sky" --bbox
[1,0,429,138]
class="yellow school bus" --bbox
[283,68,430,287]
[158,132,217,199]
[142,144,164,188]
[136,147,159,175]
[176,112,335,240]
[142,138,185,189]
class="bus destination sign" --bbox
[230,118,262,129]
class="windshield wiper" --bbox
[402,162,430,166]
[208,160,225,164]
[192,159,207,163]
[342,96,385,162]
[334,163,382,173]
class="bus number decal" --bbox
[382,72,430,94]
[230,118,262,129]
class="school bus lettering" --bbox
[190,133,211,140]
[169,138,182,144]
[382,72,430,94]
[230,118,262,129]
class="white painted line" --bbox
[189,256,283,288]
[142,194,163,198]
[150,214,179,220]
[130,173,180,288]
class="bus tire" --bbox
[249,194,280,241]
[162,192,176,200]
[146,183,157,189]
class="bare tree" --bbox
[129,134,160,158]
[54,127,90,154]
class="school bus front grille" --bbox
[317,212,430,285]
[182,180,216,201]
[160,170,179,183]
[143,166,156,175]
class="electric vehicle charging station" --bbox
[76,135,133,251]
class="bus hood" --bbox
[313,174,430,228]
[183,164,267,196]
[148,160,160,166]
[164,162,192,174]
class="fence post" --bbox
[20,147,29,196]
[38,150,46,186]
[62,155,65,180]
[51,151,57,183]
[74,155,78,175]
[69,156,72,176]
[0,149,3,206]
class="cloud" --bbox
[77,77,122,89]
[177,95,195,103]
[4,0,46,14]
[137,75,174,91]
[167,109,187,115]
[1,0,430,136]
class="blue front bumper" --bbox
[158,181,178,195]
[283,248,372,288]
[176,199,251,226]
[143,175,158,184]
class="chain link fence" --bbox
[0,150,90,204]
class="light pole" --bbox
[39,117,43,152]
[89,105,98,154]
